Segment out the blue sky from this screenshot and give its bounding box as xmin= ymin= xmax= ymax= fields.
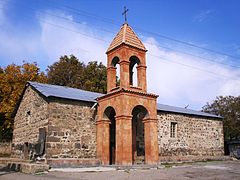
xmin=0 ymin=0 xmax=240 ymax=110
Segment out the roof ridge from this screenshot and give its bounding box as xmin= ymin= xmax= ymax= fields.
xmin=28 ymin=81 xmax=103 ymax=95
xmin=122 ymin=23 xmax=127 ymax=43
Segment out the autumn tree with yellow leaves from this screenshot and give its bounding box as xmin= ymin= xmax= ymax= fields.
xmin=0 ymin=63 xmax=47 ymax=141
xmin=0 ymin=56 xmax=107 ymax=141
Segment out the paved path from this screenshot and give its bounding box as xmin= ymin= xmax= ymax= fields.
xmin=0 ymin=160 xmax=240 ymax=180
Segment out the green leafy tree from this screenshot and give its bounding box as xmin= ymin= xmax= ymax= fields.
xmin=47 ymin=55 xmax=107 ymax=93
xmin=47 ymin=55 xmax=85 ymax=88
xmin=83 ymin=61 xmax=107 ymax=93
xmin=202 ymin=96 xmax=240 ymax=141
xmin=0 ymin=63 xmax=47 ymax=141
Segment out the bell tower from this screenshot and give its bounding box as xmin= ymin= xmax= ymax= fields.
xmin=97 ymin=23 xmax=159 ymax=165
xmin=106 ymin=23 xmax=147 ymax=93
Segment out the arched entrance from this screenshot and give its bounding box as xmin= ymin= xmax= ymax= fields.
xmin=132 ymin=105 xmax=149 ymax=164
xmin=103 ymin=106 xmax=116 ymax=164
xmin=97 ymin=23 xmax=159 ymax=165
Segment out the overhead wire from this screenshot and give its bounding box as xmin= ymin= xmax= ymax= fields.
xmin=3 ymin=0 xmax=238 ymax=69
xmin=0 ymin=1 xmax=239 ymax=80
xmin=1 ymin=0 xmax=240 ymax=61
xmin=12 ymin=14 xmax=240 ymax=80
xmin=145 ymin=42 xmax=240 ymax=68
xmin=1 ymin=0 xmax=240 ymax=66
xmin=42 ymin=0 xmax=240 ymax=60
xmin=148 ymin=54 xmax=240 ymax=81
xmin=37 ymin=3 xmax=240 ymax=69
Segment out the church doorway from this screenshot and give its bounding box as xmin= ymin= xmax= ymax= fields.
xmin=103 ymin=106 xmax=116 ymax=165
xmin=132 ymin=105 xmax=148 ymax=164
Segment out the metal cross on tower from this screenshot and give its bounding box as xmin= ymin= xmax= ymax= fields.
xmin=122 ymin=6 xmax=129 ymax=23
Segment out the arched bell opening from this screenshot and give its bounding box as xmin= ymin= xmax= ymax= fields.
xmin=103 ymin=106 xmax=116 ymax=165
xmin=129 ymin=56 xmax=140 ymax=87
xmin=111 ymin=57 xmax=120 ymax=87
xmin=131 ymin=105 xmax=149 ymax=164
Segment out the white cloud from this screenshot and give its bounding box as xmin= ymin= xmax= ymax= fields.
xmin=38 ymin=10 xmax=109 ymax=65
xmin=0 ymin=10 xmax=110 ymax=69
xmin=0 ymin=8 xmax=239 ymax=110
xmin=194 ymin=9 xmax=215 ymax=22
xmin=0 ymin=28 xmax=42 ymax=67
xmin=144 ymin=37 xmax=240 ymax=109
xmin=0 ymin=1 xmax=43 ymax=67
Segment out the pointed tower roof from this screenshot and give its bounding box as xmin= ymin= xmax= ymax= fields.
xmin=107 ymin=23 xmax=147 ymax=53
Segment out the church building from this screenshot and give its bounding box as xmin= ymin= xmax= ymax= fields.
xmin=11 ymin=23 xmax=224 ymax=167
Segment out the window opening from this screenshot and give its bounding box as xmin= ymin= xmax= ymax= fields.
xmin=170 ymin=122 xmax=177 ymax=138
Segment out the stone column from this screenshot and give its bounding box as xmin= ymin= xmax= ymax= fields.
xmin=96 ymin=119 xmax=111 ymax=165
xmin=143 ymin=118 xmax=159 ymax=165
xmin=137 ymin=65 xmax=147 ymax=92
xmin=107 ymin=67 xmax=117 ymax=92
xmin=132 ymin=115 xmax=137 ymax=163
xmin=115 ymin=115 xmax=132 ymax=165
xmin=119 ymin=60 xmax=130 ymax=89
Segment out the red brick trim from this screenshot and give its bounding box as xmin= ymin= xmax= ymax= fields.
xmin=142 ymin=118 xmax=158 ymax=123
xmin=96 ymin=119 xmax=111 ymax=125
xmin=96 ymin=88 xmax=158 ymax=101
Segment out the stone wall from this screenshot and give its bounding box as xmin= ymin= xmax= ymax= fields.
xmin=157 ymin=112 xmax=224 ymax=160
xmin=0 ymin=142 xmax=11 ymax=156
xmin=46 ymin=98 xmax=97 ymax=160
xmin=12 ymin=86 xmax=49 ymax=159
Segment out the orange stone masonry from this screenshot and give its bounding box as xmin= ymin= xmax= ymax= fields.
xmin=97 ymin=23 xmax=159 ymax=165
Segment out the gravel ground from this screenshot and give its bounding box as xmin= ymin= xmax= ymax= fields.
xmin=0 ymin=160 xmax=240 ymax=180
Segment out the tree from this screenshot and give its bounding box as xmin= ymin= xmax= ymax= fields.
xmin=0 ymin=62 xmax=47 ymax=141
xmin=47 ymin=55 xmax=85 ymax=88
xmin=83 ymin=61 xmax=107 ymax=94
xmin=202 ymin=96 xmax=240 ymax=141
xmin=47 ymin=55 xmax=107 ymax=93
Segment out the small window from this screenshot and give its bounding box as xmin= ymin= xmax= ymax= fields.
xmin=170 ymin=122 xmax=177 ymax=138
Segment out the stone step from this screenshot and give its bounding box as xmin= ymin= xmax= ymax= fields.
xmin=0 ymin=158 xmax=49 ymax=174
xmin=47 ymin=158 xmax=100 ymax=168
xmin=7 ymin=162 xmax=49 ymax=174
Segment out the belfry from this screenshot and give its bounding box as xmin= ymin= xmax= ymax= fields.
xmin=96 ymin=22 xmax=159 ymax=165
xmin=10 ymin=11 xmax=224 ymax=168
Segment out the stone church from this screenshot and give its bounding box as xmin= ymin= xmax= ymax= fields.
xmin=12 ymin=23 xmax=224 ymax=167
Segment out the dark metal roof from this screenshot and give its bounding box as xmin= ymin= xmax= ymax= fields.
xmin=28 ymin=81 xmax=103 ymax=103
xmin=157 ymin=104 xmax=221 ymax=119
xmin=28 ymin=81 xmax=221 ymax=119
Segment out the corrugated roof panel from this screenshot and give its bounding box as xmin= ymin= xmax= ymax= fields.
xmin=28 ymin=81 xmax=103 ymax=103
xmin=28 ymin=81 xmax=221 ymax=119
xmin=157 ymin=103 xmax=221 ymax=118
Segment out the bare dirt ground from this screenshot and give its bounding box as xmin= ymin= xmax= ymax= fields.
xmin=0 ymin=160 xmax=240 ymax=180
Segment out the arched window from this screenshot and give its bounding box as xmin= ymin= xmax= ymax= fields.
xmin=129 ymin=56 xmax=140 ymax=87
xmin=111 ymin=57 xmax=120 ymax=87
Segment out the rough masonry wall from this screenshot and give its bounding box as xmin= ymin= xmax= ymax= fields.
xmin=46 ymin=99 xmax=97 ymax=159
xmin=0 ymin=142 xmax=11 ymax=156
xmin=157 ymin=112 xmax=224 ymax=158
xmin=12 ymin=86 xmax=48 ymax=159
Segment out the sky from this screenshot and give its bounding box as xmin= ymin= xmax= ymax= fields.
xmin=0 ymin=0 xmax=240 ymax=110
